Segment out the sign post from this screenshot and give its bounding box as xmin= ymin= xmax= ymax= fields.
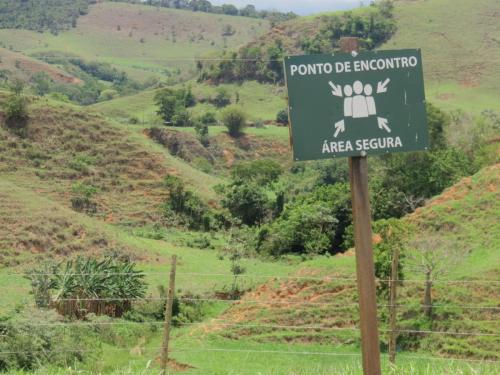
xmin=284 ymin=37 xmax=428 ymax=375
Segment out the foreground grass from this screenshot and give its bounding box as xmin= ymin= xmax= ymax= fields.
xmin=6 ymin=335 xmax=499 ymax=375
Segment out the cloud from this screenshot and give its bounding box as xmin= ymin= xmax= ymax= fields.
xmin=210 ymin=0 xmax=360 ymax=15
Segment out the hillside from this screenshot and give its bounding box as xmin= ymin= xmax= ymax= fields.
xmin=385 ymin=0 xmax=500 ymax=113
xmin=194 ymin=164 xmax=500 ymax=360
xmin=0 ymin=2 xmax=499 ymax=373
xmin=90 ymin=80 xmax=287 ymax=123
xmin=0 ymin=47 xmax=81 ymax=84
xmin=0 ymin=94 xmax=222 ymax=226
xmin=0 ymin=2 xmax=270 ymax=82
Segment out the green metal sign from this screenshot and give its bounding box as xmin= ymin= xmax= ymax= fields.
xmin=284 ymin=49 xmax=428 ymax=161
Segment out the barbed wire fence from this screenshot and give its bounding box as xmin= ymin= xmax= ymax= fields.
xmin=1 ymin=254 xmax=499 ymax=374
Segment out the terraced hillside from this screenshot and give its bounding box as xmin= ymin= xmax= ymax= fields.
xmin=194 ymin=164 xmax=500 ymax=360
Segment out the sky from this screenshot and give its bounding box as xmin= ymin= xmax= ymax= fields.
xmin=210 ymin=0 xmax=361 ymax=15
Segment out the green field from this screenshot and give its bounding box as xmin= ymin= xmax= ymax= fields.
xmin=90 ymin=80 xmax=287 ymax=123
xmin=385 ymin=0 xmax=500 ymax=113
xmin=0 ymin=2 xmax=269 ymax=82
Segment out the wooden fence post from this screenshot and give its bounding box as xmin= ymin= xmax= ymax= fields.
xmin=389 ymin=246 xmax=400 ymax=364
xmin=160 ymin=255 xmax=177 ymax=375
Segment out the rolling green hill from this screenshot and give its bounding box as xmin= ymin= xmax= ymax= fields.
xmin=384 ymin=0 xmax=500 ymax=113
xmin=0 ymin=2 xmax=270 ymax=82
xmin=1 ymin=1 xmax=499 ymax=374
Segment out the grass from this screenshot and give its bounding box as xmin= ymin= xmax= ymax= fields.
xmin=0 ymin=2 xmax=269 ymax=82
xmin=384 ymin=0 xmax=500 ymax=113
xmin=6 ymin=334 xmax=499 ymax=374
xmin=90 ymin=81 xmax=287 ymax=123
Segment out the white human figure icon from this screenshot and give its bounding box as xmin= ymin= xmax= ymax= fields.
xmin=343 ymin=85 xmax=353 ymax=117
xmin=364 ymin=84 xmax=377 ymax=116
xmin=352 ymin=80 xmax=369 ymax=118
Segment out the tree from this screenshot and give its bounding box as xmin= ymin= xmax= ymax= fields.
xmin=194 ymin=121 xmax=209 ymax=147
xmin=221 ymin=105 xmax=247 ymax=137
xmin=257 ymin=183 xmax=351 ymax=256
xmin=220 ymin=182 xmax=269 ymax=226
xmin=154 ymin=87 xmax=194 ymax=126
xmin=240 ymin=4 xmax=257 ymax=18
xmin=221 ymin=3 xmax=238 ymax=15
xmin=163 ymin=175 xmax=211 ymax=230
xmin=4 ymin=80 xmax=29 ymax=137
xmin=32 ymin=72 xmax=51 ymax=96
xmin=155 ymin=88 xmax=179 ymax=124
xmin=372 ymin=219 xmax=410 ymax=299
xmin=407 ymin=235 xmax=468 ymax=319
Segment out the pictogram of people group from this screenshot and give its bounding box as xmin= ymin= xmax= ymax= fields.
xmin=343 ymin=81 xmax=377 ymax=118
xmin=329 ymin=78 xmax=392 ymax=137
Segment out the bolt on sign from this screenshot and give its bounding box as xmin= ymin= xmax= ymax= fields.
xmin=284 ymin=49 xmax=428 ymax=161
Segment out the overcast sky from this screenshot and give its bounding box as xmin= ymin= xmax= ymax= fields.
xmin=210 ymin=0 xmax=361 ymax=15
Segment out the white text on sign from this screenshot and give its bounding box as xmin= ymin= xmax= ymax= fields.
xmin=289 ymin=56 xmax=419 ymax=77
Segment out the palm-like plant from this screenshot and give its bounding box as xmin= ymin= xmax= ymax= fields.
xmin=32 ymin=255 xmax=146 ymax=319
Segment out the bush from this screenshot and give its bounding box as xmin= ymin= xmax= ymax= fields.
xmin=71 ymin=182 xmax=99 ymax=214
xmin=163 ymin=175 xmax=212 ymax=230
xmin=199 ymin=111 xmax=217 ymax=125
xmin=258 ymin=203 xmax=338 ymax=257
xmin=0 ymin=308 xmax=96 ymax=372
xmin=220 ymin=182 xmax=269 ymax=226
xmin=24 ymin=255 xmax=147 ymax=319
xmin=231 ymin=159 xmax=283 ymax=186
xmin=257 ymin=183 xmax=351 ymax=256
xmin=212 ymin=87 xmax=231 ymax=108
xmin=276 ymin=109 xmax=289 ymax=125
xmin=221 ymin=105 xmax=247 ymax=137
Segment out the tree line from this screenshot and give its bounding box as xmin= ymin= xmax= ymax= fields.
xmin=118 ymin=0 xmax=297 ymax=23
xmin=0 ymin=0 xmax=94 ymax=34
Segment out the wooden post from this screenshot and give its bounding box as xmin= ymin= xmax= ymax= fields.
xmin=388 ymin=246 xmax=400 ymax=364
xmin=160 ymin=255 xmax=177 ymax=375
xmin=341 ymin=37 xmax=382 ymax=375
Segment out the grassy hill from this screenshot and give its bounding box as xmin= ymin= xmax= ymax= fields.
xmin=0 ymin=94 xmax=221 ymax=226
xmin=0 ymin=2 xmax=270 ymax=82
xmin=0 ymin=47 xmax=81 ymax=84
xmin=188 ymin=164 xmax=500 ymax=362
xmin=384 ymin=0 xmax=500 ymax=113
xmin=90 ymin=80 xmax=287 ymax=123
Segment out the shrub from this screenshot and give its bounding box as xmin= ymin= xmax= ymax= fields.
xmin=276 ymin=109 xmax=289 ymax=125
xmin=221 ymin=105 xmax=247 ymax=137
xmin=71 ymin=182 xmax=99 ymax=214
xmin=163 ymin=175 xmax=212 ymax=230
xmin=24 ymin=255 xmax=147 ymax=319
xmin=220 ymin=182 xmax=269 ymax=226
xmin=199 ymin=111 xmax=217 ymax=125
xmin=231 ymin=159 xmax=283 ymax=186
xmin=0 ymin=308 xmax=96 ymax=371
xmin=257 ymin=183 xmax=351 ymax=256
xmin=212 ymin=87 xmax=231 ymax=108
xmin=195 ymin=121 xmax=210 ymax=147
